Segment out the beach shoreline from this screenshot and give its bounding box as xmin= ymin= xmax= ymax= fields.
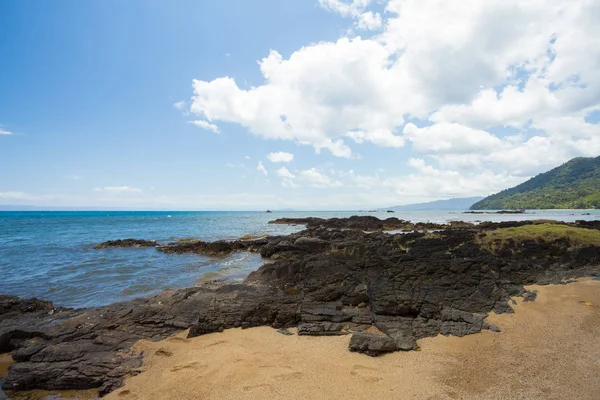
xmin=3 ymin=217 xmax=600 ymax=397
xmin=102 ymin=279 xmax=600 ymax=400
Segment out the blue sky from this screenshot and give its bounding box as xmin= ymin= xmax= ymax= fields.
xmin=1 ymin=0 xmax=599 ymax=210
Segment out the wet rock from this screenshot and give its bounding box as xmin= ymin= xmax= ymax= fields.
xmin=93 ymin=239 xmax=157 ymax=249
xmin=0 ymin=295 xmax=54 ymax=316
xmin=157 ymin=238 xmax=270 ymax=257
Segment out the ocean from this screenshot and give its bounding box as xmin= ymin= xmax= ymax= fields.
xmin=1 ymin=210 xmax=599 ymax=309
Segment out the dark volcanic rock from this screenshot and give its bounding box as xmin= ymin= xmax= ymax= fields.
xmin=0 ymin=296 xmax=53 ymax=316
xmin=1 ymin=288 xmax=206 ymax=394
xmin=523 ymin=290 xmax=539 ymax=302
xmin=268 ymin=215 xmax=457 ymax=231
xmin=4 ymin=217 xmax=600 ymax=395
xmin=157 ymin=238 xmax=269 ymax=257
xmin=94 ymin=239 xmax=157 ymax=249
xmin=349 ymin=332 xmax=417 ymax=356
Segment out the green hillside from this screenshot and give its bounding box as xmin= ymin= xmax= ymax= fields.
xmin=471 ymin=156 xmax=600 ymax=210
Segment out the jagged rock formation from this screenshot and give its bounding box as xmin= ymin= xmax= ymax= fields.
xmin=2 ymin=217 xmax=600 ymax=396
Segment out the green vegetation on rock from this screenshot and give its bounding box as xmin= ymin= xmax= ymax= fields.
xmin=471 ymin=156 xmax=600 ymax=210
xmin=476 ymin=223 xmax=600 ymax=252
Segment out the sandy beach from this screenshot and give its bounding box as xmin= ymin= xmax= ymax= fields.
xmin=98 ymin=279 xmax=600 ymax=400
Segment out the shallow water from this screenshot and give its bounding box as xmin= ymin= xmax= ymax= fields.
xmin=1 ymin=210 xmax=598 ymax=308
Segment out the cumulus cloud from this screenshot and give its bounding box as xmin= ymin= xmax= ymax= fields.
xmin=403 ymin=123 xmax=502 ymax=154
xmin=276 ymin=166 xmax=295 ymax=179
xmin=94 ymin=186 xmax=142 ymax=193
xmin=183 ymin=0 xmax=600 ymax=201
xmin=346 ymin=129 xmax=404 ymax=148
xmin=190 ymin=37 xmax=402 ymax=157
xmin=190 ymin=120 xmax=221 ymax=134
xmin=274 ymin=166 xmax=344 ymax=189
xmin=357 ymin=11 xmax=382 ymax=30
xmin=266 ymin=152 xmax=295 ymax=163
xmin=298 ymin=168 xmax=343 ymax=188
xmin=319 ymin=0 xmax=382 ymax=31
xmin=275 ymin=166 xmax=299 ymax=188
xmin=256 ymin=161 xmax=268 ymax=176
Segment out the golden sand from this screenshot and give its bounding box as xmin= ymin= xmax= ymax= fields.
xmin=101 ymin=279 xmax=600 ymax=400
xmin=0 ymin=353 xmax=13 ymax=379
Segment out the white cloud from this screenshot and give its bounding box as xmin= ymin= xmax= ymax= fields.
xmin=298 ymin=168 xmax=343 ymax=188
xmin=274 ymin=166 xmax=344 ymax=189
xmin=357 ymin=11 xmax=382 ymax=31
xmin=244 ymin=155 xmax=251 ymax=160
xmin=346 ymin=129 xmax=404 ymax=147
xmin=94 ymin=186 xmax=142 ymax=193
xmin=0 ymin=128 xmax=14 ymax=135
xmin=190 ymin=120 xmax=221 ymax=134
xmin=190 ymin=37 xmax=404 ymax=157
xmin=403 ymin=123 xmax=502 ymax=154
xmin=182 ymin=0 xmax=600 ymax=202
xmin=276 ymin=166 xmax=296 ymax=179
xmin=266 ymin=151 xmax=295 ymax=163
xmin=0 ymin=191 xmax=34 ymax=200
xmin=275 ymin=166 xmax=299 ymax=188
xmin=173 ymin=101 xmax=186 ymax=110
xmin=256 ymin=161 xmax=268 ymax=176
xmin=318 ymin=0 xmax=370 ymax=17
xmin=0 ymin=191 xmax=65 ymax=203
xmin=319 ymin=0 xmax=382 ymax=31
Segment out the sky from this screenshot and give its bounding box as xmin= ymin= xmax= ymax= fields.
xmin=1 ymin=0 xmax=599 ymax=210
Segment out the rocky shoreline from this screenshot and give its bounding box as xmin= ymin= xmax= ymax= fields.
xmin=2 ymin=216 xmax=600 ymax=396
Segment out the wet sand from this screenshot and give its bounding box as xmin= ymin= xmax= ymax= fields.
xmin=103 ymin=279 xmax=600 ymax=400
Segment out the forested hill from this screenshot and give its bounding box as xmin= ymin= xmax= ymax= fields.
xmin=470 ymin=156 xmax=600 ymax=210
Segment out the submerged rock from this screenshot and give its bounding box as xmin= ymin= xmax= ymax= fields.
xmin=93 ymin=239 xmax=157 ymax=249
xmin=0 ymin=295 xmax=53 ymax=316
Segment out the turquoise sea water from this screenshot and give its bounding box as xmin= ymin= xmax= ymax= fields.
xmin=1 ymin=210 xmax=599 ymax=308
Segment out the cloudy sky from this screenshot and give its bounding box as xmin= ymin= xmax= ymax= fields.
xmin=1 ymin=0 xmax=599 ymax=210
